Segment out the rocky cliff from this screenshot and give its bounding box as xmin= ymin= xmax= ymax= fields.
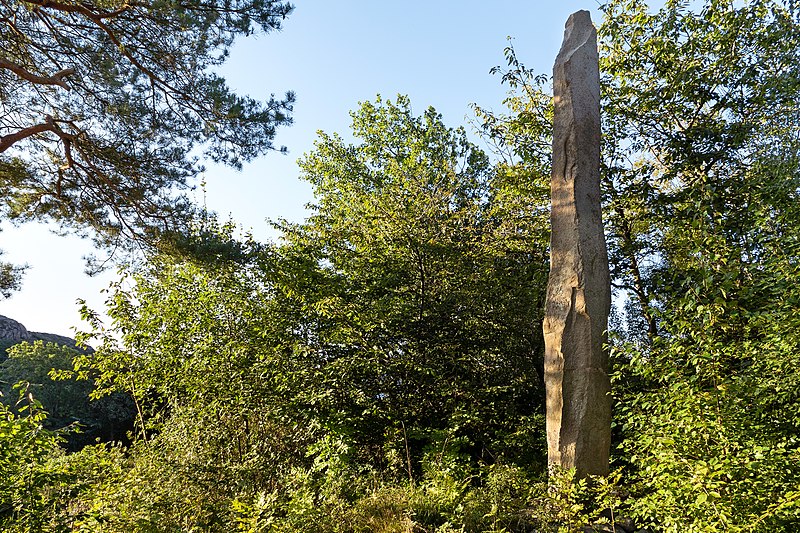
xmin=0 ymin=314 xmax=81 ymax=356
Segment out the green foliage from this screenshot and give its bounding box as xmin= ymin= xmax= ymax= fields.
xmin=55 ymin=222 xmax=319 ymax=530
xmin=0 ymin=248 xmax=25 ymax=299
xmin=220 ymin=458 xmax=625 ymax=532
xmin=0 ymin=404 xmax=128 ymax=533
xmin=0 ymin=341 xmax=135 ymax=449
xmin=0 ymin=388 xmax=58 ymax=528
xmin=598 ymin=0 xmax=800 ymax=529
xmin=611 ymin=271 xmax=800 ymax=530
xmin=0 ymin=338 xmax=17 ymax=359
xmin=12 ymin=99 xmax=550 ymax=531
xmin=2 ymin=342 xmax=88 ymax=419
xmin=274 ymin=95 xmax=549 ymax=469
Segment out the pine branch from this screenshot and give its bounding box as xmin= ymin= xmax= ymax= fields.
xmin=0 ymin=120 xmax=53 ymax=152
xmin=0 ymin=57 xmax=74 ymax=89
xmin=21 ymin=0 xmax=136 ymax=21
xmin=0 ymin=115 xmax=76 ymax=153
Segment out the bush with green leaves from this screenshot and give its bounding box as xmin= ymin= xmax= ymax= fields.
xmin=0 ymin=389 xmax=59 ymax=529
xmin=0 ymin=341 xmax=135 ymax=450
xmin=0 ymin=388 xmax=124 ymax=531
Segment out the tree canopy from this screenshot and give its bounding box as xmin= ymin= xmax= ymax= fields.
xmin=600 ymin=1 xmax=800 ymax=527
xmin=0 ymin=0 xmax=295 ymax=294
xmin=278 ymin=96 xmax=548 ymax=466
xmin=4 ymin=97 xmax=550 ymax=530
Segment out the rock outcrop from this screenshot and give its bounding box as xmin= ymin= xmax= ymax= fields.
xmin=543 ymin=10 xmax=612 ymax=478
xmin=0 ymin=314 xmax=30 ymax=342
xmin=0 ymin=314 xmax=81 ymax=355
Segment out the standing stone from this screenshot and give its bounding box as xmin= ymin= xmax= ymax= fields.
xmin=544 ymin=10 xmax=611 ymax=478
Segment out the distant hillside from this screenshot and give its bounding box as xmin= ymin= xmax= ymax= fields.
xmin=0 ymin=314 xmax=82 ymax=358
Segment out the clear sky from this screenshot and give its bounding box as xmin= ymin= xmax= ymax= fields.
xmin=1 ymin=1 xmax=608 ymax=337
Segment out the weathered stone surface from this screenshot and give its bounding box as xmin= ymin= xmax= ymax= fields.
xmin=0 ymin=314 xmax=30 ymax=342
xmin=544 ymin=10 xmax=611 ymax=478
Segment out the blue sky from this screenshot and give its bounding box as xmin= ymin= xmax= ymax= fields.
xmin=1 ymin=1 xmax=608 ymax=336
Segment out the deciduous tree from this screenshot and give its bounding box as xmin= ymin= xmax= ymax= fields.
xmin=276 ymin=95 xmax=549 ymax=467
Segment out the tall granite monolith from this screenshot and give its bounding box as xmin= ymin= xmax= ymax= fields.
xmin=544 ymin=10 xmax=611 ymax=478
